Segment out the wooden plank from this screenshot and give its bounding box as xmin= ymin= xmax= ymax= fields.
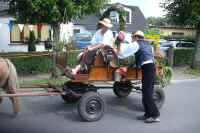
xmin=0 ymin=92 xmax=64 ymax=98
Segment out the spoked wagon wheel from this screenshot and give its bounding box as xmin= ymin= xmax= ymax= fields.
xmin=113 ymin=81 xmax=132 ymax=98
xmin=153 ymin=85 xmax=165 ymax=110
xmin=77 ymin=92 xmax=106 ymax=122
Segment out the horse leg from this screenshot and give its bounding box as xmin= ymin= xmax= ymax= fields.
xmin=0 ymin=97 xmax=2 ymax=104
xmin=9 ymin=90 xmax=20 ymax=117
xmin=10 ymin=96 xmax=20 ymax=117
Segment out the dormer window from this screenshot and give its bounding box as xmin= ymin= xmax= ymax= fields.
xmin=108 ymin=6 xmax=132 ymax=24
xmin=124 ymin=7 xmax=132 ymax=24
xmin=109 ymin=11 xmax=119 ymax=24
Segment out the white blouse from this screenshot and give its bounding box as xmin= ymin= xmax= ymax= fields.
xmin=91 ymin=29 xmax=113 ymax=47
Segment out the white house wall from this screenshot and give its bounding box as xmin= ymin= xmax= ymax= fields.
xmin=60 ymin=22 xmax=73 ymax=42
xmin=73 ymin=25 xmax=91 ymax=34
xmin=0 ymin=16 xmax=73 ymax=52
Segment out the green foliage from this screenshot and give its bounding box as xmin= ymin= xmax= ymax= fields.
xmin=161 ymin=0 xmax=200 ymax=31
xmin=163 ymin=66 xmax=173 ymax=84
xmin=155 ymin=66 xmax=173 ymax=85
xmin=174 ymin=49 xmax=195 ymax=66
xmin=146 ymin=16 xmax=168 ymax=26
xmin=65 ymin=36 xmax=77 ymax=50
xmin=144 ymin=28 xmax=163 ymax=35
xmin=10 ymin=54 xmax=53 ymax=76
xmin=21 ymin=77 xmax=69 ymax=86
xmin=162 ymin=35 xmax=196 ymax=43
xmin=99 ymin=4 xmax=127 ymax=31
xmin=27 ymin=31 xmax=36 ymax=52
xmin=52 ymin=37 xmax=65 ymax=51
xmin=66 ymin=51 xmax=81 ymax=67
xmin=161 ymin=0 xmax=200 ymax=69
xmin=184 ymin=68 xmax=200 ymax=76
xmin=9 ymin=0 xmax=109 ymax=25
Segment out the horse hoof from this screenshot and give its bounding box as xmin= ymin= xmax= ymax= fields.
xmin=12 ymin=112 xmax=20 ymax=118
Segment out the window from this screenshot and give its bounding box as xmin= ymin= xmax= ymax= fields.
xmin=124 ymin=7 xmax=132 ymax=24
xmin=73 ymin=29 xmax=80 ymax=34
xmin=125 ymin=11 xmax=130 ymax=23
xmin=108 ymin=7 xmax=132 ymax=24
xmin=172 ymin=32 xmax=184 ymax=36
xmin=10 ymin=24 xmax=51 ymax=43
xmin=110 ymin=11 xmax=119 ymax=24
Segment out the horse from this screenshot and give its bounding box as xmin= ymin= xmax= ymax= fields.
xmin=0 ymin=57 xmax=20 ymax=117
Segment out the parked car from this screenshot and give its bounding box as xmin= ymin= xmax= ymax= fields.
xmin=159 ymin=40 xmax=195 ymax=57
xmin=74 ymin=33 xmax=93 ymax=50
xmin=159 ymin=42 xmax=173 ymax=57
xmin=172 ymin=41 xmax=195 ymax=49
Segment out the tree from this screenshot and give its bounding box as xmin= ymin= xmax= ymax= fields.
xmin=146 ymin=16 xmax=168 ymax=27
xmin=161 ymin=0 xmax=200 ymax=69
xmin=9 ymin=0 xmax=109 ymax=40
xmin=27 ymin=30 xmax=36 ymax=52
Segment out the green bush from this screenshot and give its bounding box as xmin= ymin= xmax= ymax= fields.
xmin=27 ymin=31 xmax=36 ymax=52
xmin=173 ymin=49 xmax=195 ymax=66
xmin=10 ymin=54 xmax=53 ymax=76
xmin=162 ymin=35 xmax=196 ymax=43
xmin=66 ymin=51 xmax=80 ymax=67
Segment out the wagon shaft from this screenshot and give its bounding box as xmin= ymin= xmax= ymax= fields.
xmin=0 ymin=92 xmax=65 ymax=97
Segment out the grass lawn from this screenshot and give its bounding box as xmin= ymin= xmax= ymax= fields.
xmin=20 ymin=77 xmax=70 ymax=86
xmin=184 ymin=68 xmax=200 ymax=76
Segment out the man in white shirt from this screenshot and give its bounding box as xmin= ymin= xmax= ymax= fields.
xmin=66 ymin=18 xmax=114 ymax=75
xmin=116 ymin=30 xmax=160 ymax=123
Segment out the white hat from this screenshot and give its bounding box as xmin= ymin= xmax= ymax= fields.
xmin=99 ymin=18 xmax=113 ymax=28
xmin=133 ymin=30 xmax=144 ymax=38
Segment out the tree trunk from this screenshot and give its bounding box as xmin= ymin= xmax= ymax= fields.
xmin=192 ymin=31 xmax=200 ymax=69
xmin=52 ymin=24 xmax=61 ymax=77
xmin=53 ymin=24 xmax=60 ymax=41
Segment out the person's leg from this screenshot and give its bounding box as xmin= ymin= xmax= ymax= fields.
xmin=140 ymin=66 xmax=150 ymax=119
xmin=71 ymin=64 xmax=82 ymax=74
xmin=141 ymin=63 xmax=160 ymax=119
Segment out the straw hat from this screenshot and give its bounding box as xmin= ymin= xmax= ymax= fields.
xmin=133 ymin=30 xmax=144 ymax=38
xmin=99 ymin=18 xmax=113 ymax=28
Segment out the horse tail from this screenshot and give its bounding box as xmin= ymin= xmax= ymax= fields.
xmin=5 ymin=59 xmax=19 ymax=90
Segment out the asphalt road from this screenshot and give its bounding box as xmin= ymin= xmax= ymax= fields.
xmin=0 ymin=79 xmax=200 ymax=133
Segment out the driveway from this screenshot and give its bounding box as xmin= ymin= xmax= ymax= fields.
xmin=0 ymin=79 xmax=200 ymax=133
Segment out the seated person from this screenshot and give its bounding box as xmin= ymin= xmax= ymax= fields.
xmin=66 ymin=18 xmax=114 ymax=75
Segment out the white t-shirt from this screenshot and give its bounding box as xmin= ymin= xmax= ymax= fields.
xmin=118 ymin=41 xmax=139 ymax=59
xmin=91 ymin=29 xmax=113 ymax=47
xmin=118 ymin=40 xmax=154 ymax=65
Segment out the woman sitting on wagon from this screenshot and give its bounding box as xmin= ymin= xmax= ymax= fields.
xmin=66 ymin=18 xmax=114 ymax=75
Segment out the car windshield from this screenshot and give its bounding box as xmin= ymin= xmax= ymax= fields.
xmin=160 ymin=42 xmax=173 ymax=47
xmin=75 ymin=34 xmax=92 ymax=41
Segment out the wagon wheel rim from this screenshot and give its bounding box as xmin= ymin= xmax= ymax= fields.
xmin=86 ymin=99 xmax=102 ymax=115
xmin=153 ymin=92 xmax=162 ymax=107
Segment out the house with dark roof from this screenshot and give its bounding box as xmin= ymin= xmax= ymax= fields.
xmin=0 ymin=1 xmax=73 ymax=52
xmin=73 ymin=3 xmax=147 ymax=37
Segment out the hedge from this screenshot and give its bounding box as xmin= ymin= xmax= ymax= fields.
xmin=0 ymin=49 xmax=196 ymax=75
xmin=173 ymin=49 xmax=195 ymax=66
xmin=1 ymin=51 xmax=80 ymax=76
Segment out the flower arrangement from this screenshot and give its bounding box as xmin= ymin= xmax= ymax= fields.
xmin=115 ymin=31 xmax=125 ymax=46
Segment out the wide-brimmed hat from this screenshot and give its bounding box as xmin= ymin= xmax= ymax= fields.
xmin=99 ymin=18 xmax=113 ymax=28
xmin=133 ymin=30 xmax=144 ymax=38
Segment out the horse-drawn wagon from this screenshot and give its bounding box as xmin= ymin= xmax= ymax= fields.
xmin=0 ymin=47 xmax=166 ymax=122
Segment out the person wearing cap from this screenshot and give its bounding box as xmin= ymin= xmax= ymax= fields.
xmin=115 ymin=30 xmax=160 ymax=123
xmin=66 ymin=18 xmax=114 ymax=75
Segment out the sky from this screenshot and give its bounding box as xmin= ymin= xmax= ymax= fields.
xmin=110 ymin=0 xmax=166 ymax=18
